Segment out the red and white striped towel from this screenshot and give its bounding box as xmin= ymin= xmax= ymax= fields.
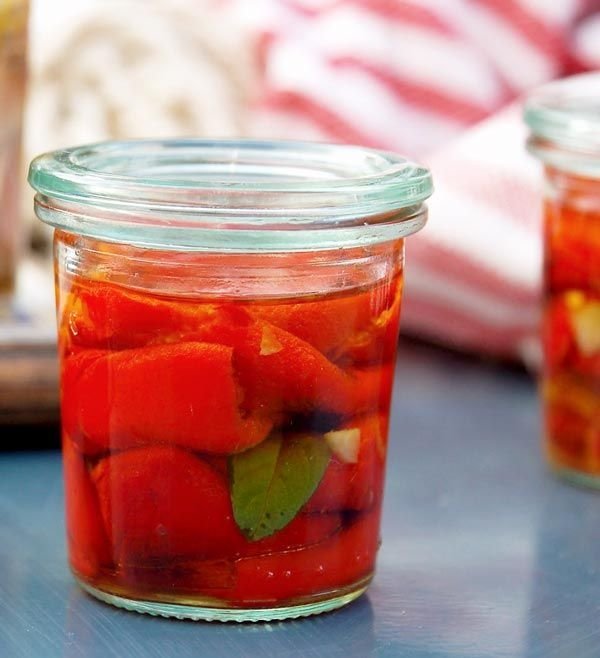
xmin=226 ymin=0 xmax=600 ymax=363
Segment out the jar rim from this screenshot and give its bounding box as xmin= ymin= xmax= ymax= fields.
xmin=29 ymin=138 xmax=432 ymax=252
xmin=524 ymin=72 xmax=600 ymax=174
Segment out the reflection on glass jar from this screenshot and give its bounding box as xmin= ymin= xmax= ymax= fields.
xmin=0 ymin=0 xmax=27 ymax=303
xmin=525 ymin=73 xmax=600 ymax=486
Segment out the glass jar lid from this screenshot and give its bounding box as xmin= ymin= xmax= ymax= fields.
xmin=524 ymin=72 xmax=600 ymax=176
xmin=29 ymin=139 xmax=432 ymax=252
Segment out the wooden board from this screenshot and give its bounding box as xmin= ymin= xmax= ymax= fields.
xmin=0 ymin=256 xmax=59 ymax=425
xmin=0 ymin=339 xmax=58 ymax=425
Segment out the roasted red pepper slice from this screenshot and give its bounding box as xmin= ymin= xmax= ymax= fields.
xmin=543 ymin=297 xmax=575 ymax=372
xmin=118 ymin=558 xmax=238 ymax=597
xmin=250 ymin=276 xmax=402 ymax=366
xmin=179 ymin=310 xmax=394 ymax=416
xmin=546 ymin=202 xmax=600 ymax=293
xmin=92 ymin=446 xmax=246 ymax=563
xmin=62 ymin=435 xmax=112 ymax=578
xmin=306 ymin=414 xmax=387 ymax=513
xmin=546 ymin=404 xmax=600 ymax=472
xmin=544 ymin=371 xmax=600 ymax=473
xmin=347 ymin=363 xmax=395 ymax=417
xmin=114 ymin=513 xmax=343 ymax=597
xmin=63 ymin=342 xmax=272 ymax=455
xmin=572 ymin=354 xmax=600 ymax=379
xmin=227 ymin=511 xmax=381 ymax=603
xmin=242 ymin=512 xmax=342 ymax=558
xmin=61 ymin=280 xmax=204 ymax=349
xmin=338 ymin=284 xmax=402 ymax=367
xmin=231 ymin=321 xmax=394 ymax=418
xmin=548 ymin=238 xmax=600 ymax=293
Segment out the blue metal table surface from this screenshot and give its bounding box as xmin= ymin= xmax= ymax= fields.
xmin=1 ymin=342 xmax=599 ymax=658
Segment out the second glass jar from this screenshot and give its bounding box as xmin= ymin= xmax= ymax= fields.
xmin=526 ymin=73 xmax=600 ymax=486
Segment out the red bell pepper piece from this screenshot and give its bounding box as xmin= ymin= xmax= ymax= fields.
xmin=61 ymin=280 xmax=204 ymax=349
xmin=548 ymin=238 xmax=600 ymax=293
xmin=339 ymin=282 xmax=402 ymax=367
xmin=547 ymin=404 xmax=588 ymax=446
xmin=572 ymin=354 xmax=600 ymax=379
xmin=250 ymin=276 xmax=402 ymax=366
xmin=62 ymin=342 xmax=272 ymax=456
xmin=546 ymin=404 xmax=600 ymax=471
xmin=113 ymin=513 xmax=343 ymax=597
xmin=241 ymin=512 xmax=342 ymax=558
xmin=227 ymin=511 xmax=381 ymax=603
xmin=542 ymin=297 xmax=575 ymax=372
xmin=546 ymin=202 xmax=600 ymax=293
xmin=306 ymin=414 xmax=388 ymax=513
xmin=62 ymin=435 xmax=112 ymax=578
xmin=231 ymin=320 xmax=395 ymax=418
xmin=346 ymin=363 xmax=395 ymax=417
xmin=92 ymin=446 xmax=246 ymax=564
xmin=118 ymin=558 xmax=238 ymax=597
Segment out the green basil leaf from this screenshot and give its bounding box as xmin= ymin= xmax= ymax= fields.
xmin=230 ymin=433 xmax=330 ymax=541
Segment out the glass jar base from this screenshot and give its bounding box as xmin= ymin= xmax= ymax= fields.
xmin=550 ymin=464 xmax=600 ymax=490
xmin=76 ymin=576 xmax=371 ymax=622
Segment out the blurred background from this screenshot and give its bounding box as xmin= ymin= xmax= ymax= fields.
xmin=2 ymin=0 xmax=600 ymax=428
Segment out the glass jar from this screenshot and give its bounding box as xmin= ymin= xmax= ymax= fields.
xmin=29 ymin=139 xmax=432 ymax=621
xmin=0 ymin=0 xmax=28 ymax=307
xmin=525 ymin=73 xmax=600 ymax=487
